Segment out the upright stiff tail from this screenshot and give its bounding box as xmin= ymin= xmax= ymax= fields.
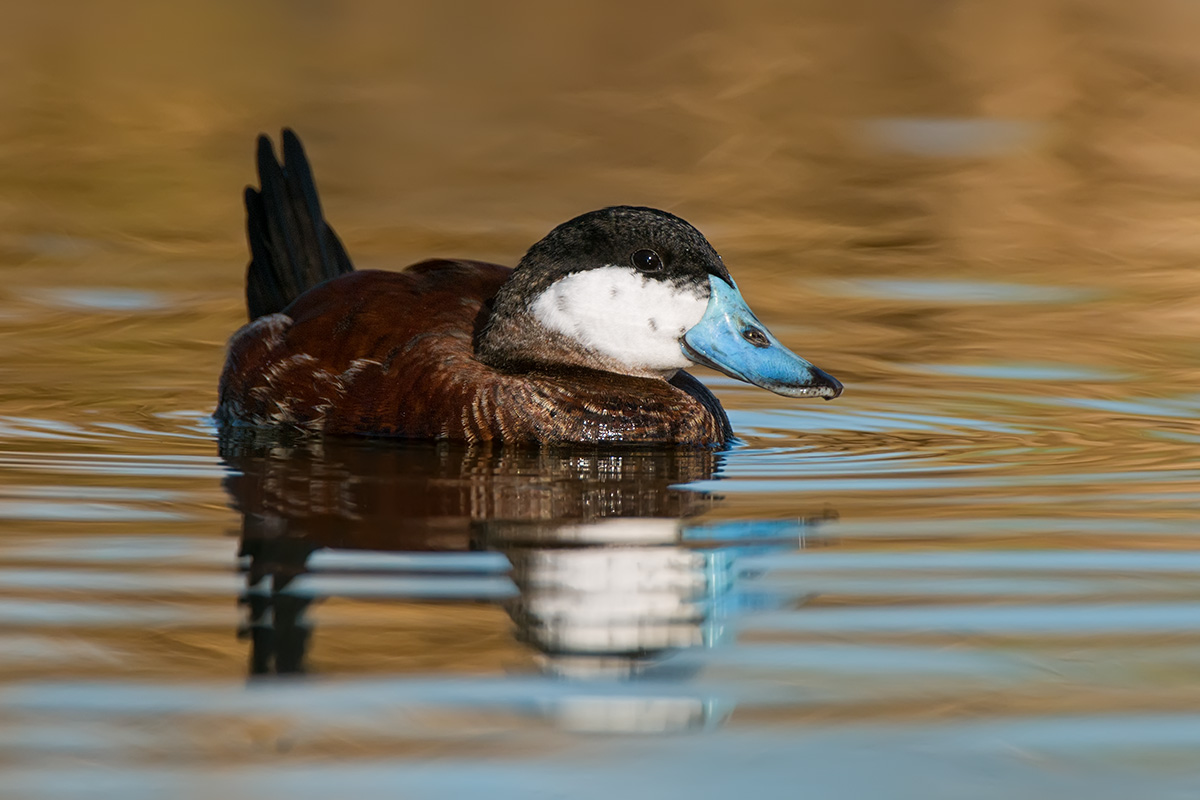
xmin=243 ymin=129 xmax=355 ymax=320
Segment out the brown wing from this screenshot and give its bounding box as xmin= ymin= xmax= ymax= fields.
xmin=216 ymin=260 xmax=730 ymax=445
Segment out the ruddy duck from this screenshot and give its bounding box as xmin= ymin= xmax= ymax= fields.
xmin=216 ymin=130 xmax=841 ymax=445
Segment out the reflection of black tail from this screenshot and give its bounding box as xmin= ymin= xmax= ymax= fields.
xmin=239 ymin=534 xmax=316 ymax=676
xmin=243 ymin=129 xmax=355 ymax=320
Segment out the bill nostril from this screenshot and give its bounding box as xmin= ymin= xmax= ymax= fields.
xmin=741 ymin=327 xmax=770 ymax=348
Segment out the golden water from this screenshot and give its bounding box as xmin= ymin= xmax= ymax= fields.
xmin=2 ymin=2 xmax=1200 ymax=797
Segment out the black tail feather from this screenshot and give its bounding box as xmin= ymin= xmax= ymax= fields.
xmin=244 ymin=129 xmax=354 ymax=320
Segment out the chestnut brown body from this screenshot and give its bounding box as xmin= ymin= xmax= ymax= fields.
xmin=216 ymin=260 xmax=731 ymax=445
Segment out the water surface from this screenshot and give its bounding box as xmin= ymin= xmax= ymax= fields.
xmin=2 ymin=2 xmax=1200 ymax=797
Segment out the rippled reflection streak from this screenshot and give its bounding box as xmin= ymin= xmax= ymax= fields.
xmin=224 ymin=434 xmax=830 ymax=732
xmin=224 ymin=433 xmax=723 ymax=676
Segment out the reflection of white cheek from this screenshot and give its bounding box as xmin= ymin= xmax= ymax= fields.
xmin=532 ymin=267 xmax=709 ymax=373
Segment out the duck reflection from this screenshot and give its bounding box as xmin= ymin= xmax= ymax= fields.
xmin=220 ymin=431 xmax=831 ymax=731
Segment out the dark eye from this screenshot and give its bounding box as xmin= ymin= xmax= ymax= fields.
xmin=741 ymin=327 xmax=770 ymax=348
xmin=631 ymin=249 xmax=663 ymax=273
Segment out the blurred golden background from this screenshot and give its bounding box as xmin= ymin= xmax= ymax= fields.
xmin=1 ymin=3 xmax=1200 ymax=787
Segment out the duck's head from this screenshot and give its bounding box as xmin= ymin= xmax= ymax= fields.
xmin=477 ymin=206 xmax=842 ymax=399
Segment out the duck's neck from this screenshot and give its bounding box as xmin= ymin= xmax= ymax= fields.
xmin=476 ymin=310 xmax=664 ymax=380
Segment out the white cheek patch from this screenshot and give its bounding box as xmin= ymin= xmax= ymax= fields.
xmin=531 ymin=266 xmax=709 ymax=374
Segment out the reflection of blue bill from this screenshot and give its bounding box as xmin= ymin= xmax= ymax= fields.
xmin=682 ymin=518 xmax=812 ymax=544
